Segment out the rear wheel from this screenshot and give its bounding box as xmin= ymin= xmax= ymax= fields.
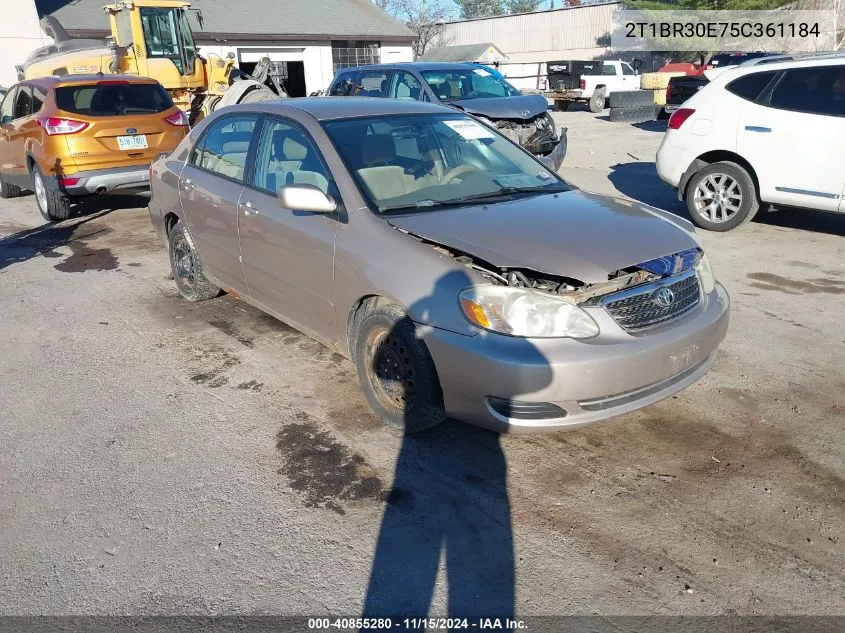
xmin=167 ymin=220 xmax=221 ymax=302
xmin=0 ymin=172 xmax=21 ymax=198
xmin=354 ymin=303 xmax=446 ymax=433
xmin=32 ymin=166 xmax=71 ymax=222
xmin=589 ymin=89 xmax=606 ymax=113
xmin=685 ymin=161 xmax=759 ymax=231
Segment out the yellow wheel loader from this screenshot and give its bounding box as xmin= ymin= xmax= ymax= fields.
xmin=17 ymin=0 xmax=285 ymax=124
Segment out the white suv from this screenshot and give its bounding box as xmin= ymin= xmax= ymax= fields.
xmin=656 ymin=56 xmax=845 ymax=231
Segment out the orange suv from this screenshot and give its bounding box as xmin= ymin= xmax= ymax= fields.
xmin=0 ymin=74 xmax=188 ymax=221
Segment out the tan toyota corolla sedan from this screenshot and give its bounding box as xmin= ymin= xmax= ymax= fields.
xmin=149 ymin=98 xmax=729 ymax=434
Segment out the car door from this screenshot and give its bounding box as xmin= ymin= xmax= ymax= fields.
xmin=4 ymin=86 xmax=36 ymax=184
xmin=0 ymin=86 xmax=18 ymax=180
xmin=737 ymin=65 xmax=845 ymax=212
xmin=178 ymin=114 xmax=258 ymax=294
xmin=238 ymin=116 xmax=339 ymax=339
xmin=601 ymin=63 xmax=622 ymax=94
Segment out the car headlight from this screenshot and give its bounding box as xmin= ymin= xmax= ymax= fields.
xmin=459 ymin=286 xmax=599 ymax=339
xmin=696 ymin=253 xmax=716 ymax=294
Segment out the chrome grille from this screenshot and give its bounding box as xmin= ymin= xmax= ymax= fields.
xmin=602 ymin=271 xmax=701 ymax=332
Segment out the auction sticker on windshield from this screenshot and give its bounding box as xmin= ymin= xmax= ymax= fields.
xmin=444 ymin=119 xmax=496 ymax=140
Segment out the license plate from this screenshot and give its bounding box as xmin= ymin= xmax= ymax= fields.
xmin=117 ymin=135 xmax=148 ymax=150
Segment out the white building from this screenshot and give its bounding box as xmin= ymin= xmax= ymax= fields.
xmin=436 ymin=2 xmax=625 ymax=91
xmin=34 ymin=0 xmax=416 ymax=96
xmin=0 ymin=0 xmax=50 ymax=87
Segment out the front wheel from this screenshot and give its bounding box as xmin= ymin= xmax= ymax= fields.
xmin=685 ymin=161 xmax=759 ymax=231
xmin=354 ymin=304 xmax=446 ymax=433
xmin=168 ymin=220 xmax=221 ymax=302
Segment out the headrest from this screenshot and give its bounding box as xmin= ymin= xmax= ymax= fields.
xmin=282 ymin=136 xmax=307 ymax=161
xmin=362 ymin=133 xmax=395 ymax=166
xmin=221 ymin=141 xmax=249 ymax=154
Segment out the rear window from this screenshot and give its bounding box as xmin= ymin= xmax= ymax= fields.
xmin=55 ymin=82 xmax=173 ymax=116
xmin=726 ymin=71 xmax=777 ymax=103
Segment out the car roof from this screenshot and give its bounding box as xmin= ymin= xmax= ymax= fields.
xmin=337 ymin=62 xmax=480 ymax=73
xmin=253 ymin=96 xmax=455 ymax=121
xmin=23 ymin=74 xmax=161 ymax=88
xmin=710 ymin=55 xmax=845 ymax=84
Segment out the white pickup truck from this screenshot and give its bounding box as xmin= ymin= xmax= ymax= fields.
xmin=547 ymin=60 xmax=640 ymax=112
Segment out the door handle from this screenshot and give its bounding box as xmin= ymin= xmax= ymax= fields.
xmin=182 ymin=177 xmax=195 ymax=190
xmin=745 ymin=126 xmax=772 ymax=133
xmin=239 ymin=200 xmax=258 ymax=215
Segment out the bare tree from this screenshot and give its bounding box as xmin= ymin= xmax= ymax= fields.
xmin=392 ymin=0 xmax=453 ymax=58
xmin=372 ymin=0 xmax=393 ymax=10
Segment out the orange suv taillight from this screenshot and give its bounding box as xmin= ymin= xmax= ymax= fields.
xmin=165 ymin=111 xmax=190 ymax=126
xmin=39 ymin=117 xmax=89 ymax=136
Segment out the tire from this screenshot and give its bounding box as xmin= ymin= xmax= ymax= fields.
xmin=639 ymin=72 xmax=684 ymax=90
xmin=608 ymin=105 xmax=656 ymax=123
xmin=353 ymin=303 xmax=446 ymax=434
xmin=684 ymin=161 xmax=760 ymax=232
xmin=0 ymin=172 xmax=21 ymax=198
xmin=167 ymin=220 xmax=221 ymax=301
xmin=588 ymin=89 xmax=606 ymax=113
xmin=608 ymin=90 xmax=654 ymax=108
xmin=31 ymin=166 xmax=71 ymax=222
xmin=554 ymin=100 xmax=570 ymax=111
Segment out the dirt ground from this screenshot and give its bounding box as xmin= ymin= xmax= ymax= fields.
xmin=1 ymin=110 xmax=844 ymax=618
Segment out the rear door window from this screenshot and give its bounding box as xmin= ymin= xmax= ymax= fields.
xmin=190 ymin=116 xmax=258 ymax=182
xmin=726 ymin=71 xmax=777 ymax=103
xmin=357 ymin=70 xmax=390 ymax=97
xmin=602 ymin=63 xmax=618 ymax=76
xmin=55 ymin=82 xmax=174 ymax=116
xmin=389 ymin=71 xmax=422 ymax=100
xmin=0 ymin=86 xmax=17 ymax=123
xmin=768 ymin=66 xmax=845 ymax=117
xmin=13 ymin=86 xmax=33 ymax=119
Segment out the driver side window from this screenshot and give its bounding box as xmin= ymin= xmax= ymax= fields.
xmin=252 ymin=118 xmax=333 ymax=195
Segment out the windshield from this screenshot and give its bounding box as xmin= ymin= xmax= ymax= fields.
xmin=140 ymin=7 xmax=194 ymax=74
xmin=420 ymin=68 xmax=521 ymax=101
xmin=323 ymin=114 xmax=568 ymax=214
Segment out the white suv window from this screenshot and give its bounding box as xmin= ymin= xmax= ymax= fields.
xmin=726 ymin=71 xmax=777 ymax=103
xmin=769 ymin=65 xmax=845 ymax=118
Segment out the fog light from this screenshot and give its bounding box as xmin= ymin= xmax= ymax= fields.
xmin=487 ymin=397 xmax=567 ymax=420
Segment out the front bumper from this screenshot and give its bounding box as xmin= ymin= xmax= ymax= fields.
xmin=48 ymin=165 xmax=151 ymax=195
xmin=421 ymin=282 xmax=729 ymax=433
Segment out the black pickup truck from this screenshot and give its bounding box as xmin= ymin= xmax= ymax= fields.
xmin=664 ymin=52 xmax=779 ymax=113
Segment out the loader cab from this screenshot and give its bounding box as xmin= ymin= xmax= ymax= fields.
xmin=107 ymin=0 xmax=204 ymax=91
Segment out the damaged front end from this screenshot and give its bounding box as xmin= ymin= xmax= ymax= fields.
xmin=402 ymin=228 xmax=705 ymax=332
xmin=490 ymin=111 xmax=560 ymax=156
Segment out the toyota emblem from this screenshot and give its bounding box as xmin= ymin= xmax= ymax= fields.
xmin=521 ymin=109 xmax=531 ymax=118
xmin=653 ymin=287 xmax=675 ymax=308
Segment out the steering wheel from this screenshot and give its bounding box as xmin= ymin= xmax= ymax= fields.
xmin=441 ymin=164 xmax=480 ymax=185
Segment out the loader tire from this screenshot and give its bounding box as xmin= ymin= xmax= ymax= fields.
xmin=0 ymin=172 xmax=21 ymax=198
xmin=608 ymin=90 xmax=655 ymax=108
xmin=639 ymin=72 xmax=684 ymax=90
xmin=608 ymin=105 xmax=657 ymax=123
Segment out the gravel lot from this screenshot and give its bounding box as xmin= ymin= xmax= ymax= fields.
xmin=1 ymin=109 xmax=844 ymax=617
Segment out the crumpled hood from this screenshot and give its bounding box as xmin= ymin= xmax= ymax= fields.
xmin=388 ymin=190 xmax=698 ymax=284
xmin=448 ymin=94 xmax=549 ymax=121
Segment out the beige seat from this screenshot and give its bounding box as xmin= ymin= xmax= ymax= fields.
xmin=357 ymin=134 xmax=438 ymax=202
xmin=205 ymin=140 xmax=249 ymax=179
xmin=266 ymin=134 xmax=330 ymax=194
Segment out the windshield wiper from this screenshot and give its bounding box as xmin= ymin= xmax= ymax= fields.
xmin=378 ymin=186 xmax=565 ymax=213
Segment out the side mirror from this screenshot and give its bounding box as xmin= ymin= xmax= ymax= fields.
xmin=278 ymin=184 xmax=337 ymax=214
